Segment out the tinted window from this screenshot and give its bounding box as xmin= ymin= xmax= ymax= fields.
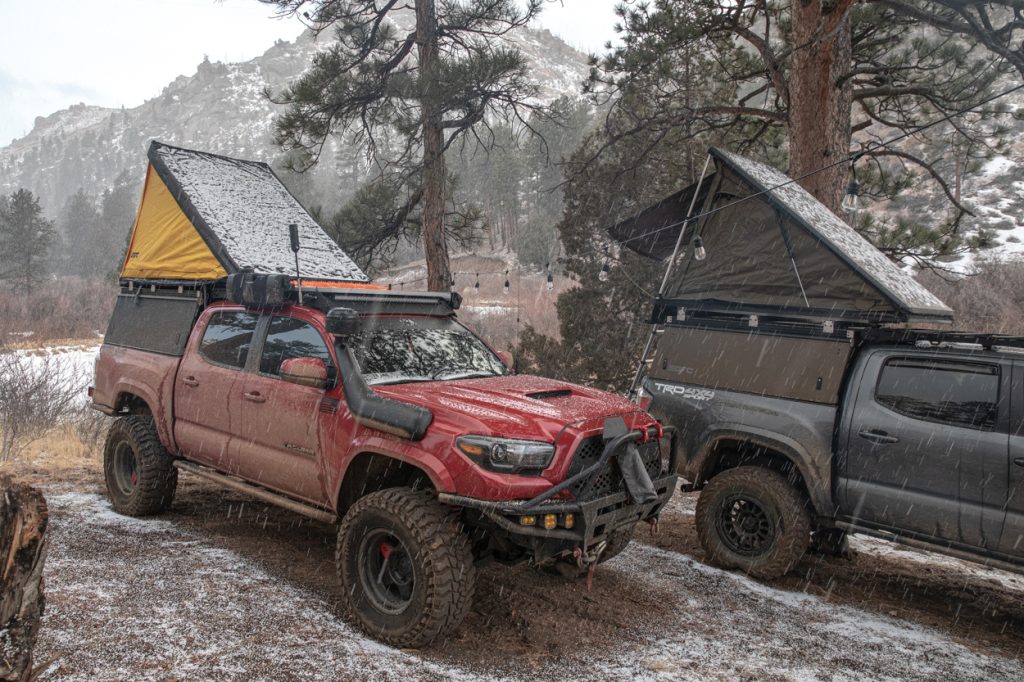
xmin=260 ymin=316 xmax=332 ymax=376
xmin=875 ymin=358 xmax=1000 ymax=430
xmin=346 ymin=316 xmax=506 ymax=385
xmin=199 ymin=311 xmax=259 ymax=369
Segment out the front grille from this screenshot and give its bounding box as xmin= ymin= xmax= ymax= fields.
xmin=566 ymin=436 xmax=663 ymax=502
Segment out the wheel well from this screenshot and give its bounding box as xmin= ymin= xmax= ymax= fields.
xmin=337 ymin=452 xmax=433 ymax=517
xmin=115 ymin=392 xmax=152 ymax=416
xmin=705 ymin=439 xmax=812 ymax=509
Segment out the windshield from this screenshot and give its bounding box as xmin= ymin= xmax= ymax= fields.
xmin=341 ymin=316 xmax=507 ymax=385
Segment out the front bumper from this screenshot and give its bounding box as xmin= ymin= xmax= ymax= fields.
xmin=438 ymin=424 xmax=678 ymax=550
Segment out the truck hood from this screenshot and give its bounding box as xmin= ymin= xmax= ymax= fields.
xmin=372 ymin=374 xmax=642 ymax=442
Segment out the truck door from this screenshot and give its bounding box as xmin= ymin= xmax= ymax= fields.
xmin=1003 ymin=363 xmax=1024 ymax=558
xmin=840 ymin=351 xmax=1007 ymax=548
xmin=229 ymin=314 xmax=335 ymax=504
xmin=174 ymin=309 xmax=260 ymax=470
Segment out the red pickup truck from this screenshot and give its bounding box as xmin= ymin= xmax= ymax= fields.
xmin=91 ymin=281 xmax=676 ymax=647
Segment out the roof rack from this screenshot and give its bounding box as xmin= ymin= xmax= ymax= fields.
xmin=855 ymin=328 xmax=1024 ymax=353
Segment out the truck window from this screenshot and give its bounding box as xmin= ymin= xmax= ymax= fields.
xmin=260 ymin=316 xmax=333 ymax=376
xmin=199 ymin=311 xmax=259 ymax=370
xmin=875 ymin=357 xmax=1000 ymax=430
xmin=347 ymin=316 xmax=506 ymax=385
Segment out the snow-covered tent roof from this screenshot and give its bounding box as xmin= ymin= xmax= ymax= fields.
xmin=120 ymin=141 xmax=369 ymax=283
xmin=610 ymin=147 xmax=953 ymax=323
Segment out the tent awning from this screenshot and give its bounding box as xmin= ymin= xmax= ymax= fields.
xmin=610 ymin=147 xmax=953 ymax=323
xmin=121 ymin=141 xmax=368 ymax=284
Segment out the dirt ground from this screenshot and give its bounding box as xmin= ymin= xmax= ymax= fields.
xmin=11 ymin=456 xmax=1022 ymax=682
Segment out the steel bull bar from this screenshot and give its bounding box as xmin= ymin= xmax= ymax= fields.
xmin=438 ymin=422 xmax=679 ymax=546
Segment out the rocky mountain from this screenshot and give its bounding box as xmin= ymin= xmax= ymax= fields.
xmin=0 ymin=23 xmax=591 ymax=220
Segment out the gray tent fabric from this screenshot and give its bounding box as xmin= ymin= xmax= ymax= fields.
xmin=611 ymin=147 xmax=953 ymax=323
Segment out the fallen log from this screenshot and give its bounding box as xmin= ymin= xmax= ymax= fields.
xmin=0 ymin=477 xmax=48 ymax=682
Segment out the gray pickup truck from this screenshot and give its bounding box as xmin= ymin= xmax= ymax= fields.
xmin=645 ymin=315 xmax=1024 ymax=579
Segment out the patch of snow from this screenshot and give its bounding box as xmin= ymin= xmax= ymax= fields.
xmin=982 ymin=156 xmax=1017 ymax=179
xmin=151 ymin=142 xmax=369 ymax=282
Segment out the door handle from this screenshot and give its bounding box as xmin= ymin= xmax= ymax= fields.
xmin=182 ymin=376 xmax=199 ymax=388
xmin=858 ymin=429 xmax=900 ymax=444
xmin=1014 ymin=457 xmax=1024 ymax=468
xmin=243 ymin=391 xmax=267 ymax=404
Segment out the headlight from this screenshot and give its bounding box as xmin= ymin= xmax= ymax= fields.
xmin=456 ymin=436 xmax=555 ymax=474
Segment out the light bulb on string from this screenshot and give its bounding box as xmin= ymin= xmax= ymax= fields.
xmin=841 ymin=156 xmax=861 ymax=215
xmin=474 ymin=273 xmax=480 ymax=291
xmin=693 ymin=236 xmax=707 ymax=261
xmin=544 ymin=263 xmax=554 ymax=291
xmin=598 ymin=261 xmax=609 ymax=282
xmin=503 ymin=270 xmax=510 ymax=295
xmin=387 ymin=283 xmax=392 ymax=291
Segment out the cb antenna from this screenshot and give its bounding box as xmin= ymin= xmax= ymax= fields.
xmin=288 ymin=223 xmax=303 ymax=303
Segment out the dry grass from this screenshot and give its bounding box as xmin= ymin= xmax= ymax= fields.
xmin=0 ymin=423 xmax=101 ymax=484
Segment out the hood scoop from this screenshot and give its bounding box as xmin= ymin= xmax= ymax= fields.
xmin=526 ymin=389 xmax=574 ymax=401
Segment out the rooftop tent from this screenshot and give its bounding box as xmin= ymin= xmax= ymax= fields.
xmin=610 ymin=147 xmax=953 ymax=323
xmin=120 ymin=141 xmax=369 ymax=284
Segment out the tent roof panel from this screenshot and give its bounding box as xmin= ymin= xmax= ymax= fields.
xmin=711 ymin=148 xmax=951 ymax=319
xmin=148 ymin=141 xmax=368 ymax=282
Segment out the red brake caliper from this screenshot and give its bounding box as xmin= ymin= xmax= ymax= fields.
xmin=130 ymin=471 xmax=138 ymax=486
xmin=379 ymin=542 xmax=394 ymax=561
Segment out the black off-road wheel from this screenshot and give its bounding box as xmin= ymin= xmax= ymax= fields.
xmin=103 ymin=416 xmax=177 ymax=516
xmin=337 ymin=488 xmax=476 ymax=648
xmin=695 ymin=466 xmax=810 ymax=579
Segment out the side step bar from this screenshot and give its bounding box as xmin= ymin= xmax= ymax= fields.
xmin=173 ymin=460 xmax=338 ymax=525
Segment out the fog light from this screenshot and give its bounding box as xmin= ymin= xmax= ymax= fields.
xmin=563 ymin=513 xmax=575 ymax=529
xmin=519 ymin=515 xmax=536 ymax=526
xmin=543 ymin=514 xmax=557 ymax=530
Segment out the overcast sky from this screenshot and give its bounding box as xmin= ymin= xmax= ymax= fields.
xmin=0 ymin=0 xmax=621 ymax=145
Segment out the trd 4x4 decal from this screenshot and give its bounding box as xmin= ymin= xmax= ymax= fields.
xmin=653 ymin=383 xmax=715 ymax=401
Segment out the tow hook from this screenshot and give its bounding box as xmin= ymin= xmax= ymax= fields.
xmin=646 ymin=516 xmax=659 ymax=536
xmin=574 ymin=541 xmax=607 ymax=591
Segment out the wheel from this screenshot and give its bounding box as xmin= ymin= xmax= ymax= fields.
xmin=336 ymin=488 xmax=476 ymax=648
xmin=695 ymin=466 xmax=810 ymax=579
xmin=598 ymin=523 xmax=635 ymax=564
xmin=102 ymin=416 xmax=177 ymax=516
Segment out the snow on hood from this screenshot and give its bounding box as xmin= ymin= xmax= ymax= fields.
xmin=373 ymin=374 xmax=643 ymax=443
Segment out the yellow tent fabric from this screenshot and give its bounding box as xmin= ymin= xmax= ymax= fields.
xmin=120 ymin=165 xmax=227 ymax=280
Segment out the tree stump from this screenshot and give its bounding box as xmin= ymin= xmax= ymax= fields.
xmin=0 ymin=477 xmax=47 ymax=682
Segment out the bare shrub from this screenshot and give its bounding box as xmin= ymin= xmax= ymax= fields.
xmin=0 ymin=277 xmax=116 ymax=343
xmin=918 ymin=258 xmax=1024 ymax=335
xmin=0 ymin=352 xmax=87 ymax=460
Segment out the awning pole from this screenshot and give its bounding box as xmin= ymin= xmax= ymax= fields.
xmin=629 ymin=153 xmax=712 ymax=400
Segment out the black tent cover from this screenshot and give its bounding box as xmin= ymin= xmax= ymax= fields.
xmin=609 ymin=147 xmax=953 ymax=323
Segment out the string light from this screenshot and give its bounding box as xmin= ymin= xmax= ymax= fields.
xmin=841 ymin=161 xmax=861 ymax=214
xmin=545 ymin=263 xmax=554 ymax=291
xmin=598 ymin=245 xmax=610 ymax=282
xmin=692 ymin=236 xmax=707 ymax=261
xmin=503 ymin=270 xmax=510 ymax=295
xmin=474 ymin=272 xmax=480 ymax=291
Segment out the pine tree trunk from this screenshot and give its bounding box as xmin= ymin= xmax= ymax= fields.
xmin=787 ymin=0 xmax=855 ymax=215
xmin=0 ymin=477 xmax=48 ymax=682
xmin=416 ymin=0 xmax=452 ymax=292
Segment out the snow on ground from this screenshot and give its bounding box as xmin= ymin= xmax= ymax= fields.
xmin=7 ymin=344 xmax=99 ymax=407
xmin=38 ymin=491 xmax=1024 ymax=681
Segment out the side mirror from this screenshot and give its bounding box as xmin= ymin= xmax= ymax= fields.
xmin=496 ymin=350 xmax=515 ymax=373
xmin=280 ymin=357 xmax=330 ymax=389
xmin=326 ymin=307 xmax=361 ymax=338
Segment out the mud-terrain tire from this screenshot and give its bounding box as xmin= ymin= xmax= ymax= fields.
xmin=695 ymin=466 xmax=810 ymax=579
xmin=337 ymin=488 xmax=476 ymax=648
xmin=598 ymin=523 xmax=636 ymax=564
xmin=103 ymin=416 xmax=177 ymax=516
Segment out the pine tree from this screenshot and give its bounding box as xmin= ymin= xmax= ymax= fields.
xmin=0 ymin=190 xmax=56 ymax=290
xmin=263 ymin=0 xmax=551 ymax=290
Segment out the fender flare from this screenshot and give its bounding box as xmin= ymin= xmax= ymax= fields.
xmin=111 ymin=379 xmax=176 ymax=452
xmin=330 ymin=444 xmax=456 ymax=512
xmin=695 ymin=424 xmax=832 ymax=515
